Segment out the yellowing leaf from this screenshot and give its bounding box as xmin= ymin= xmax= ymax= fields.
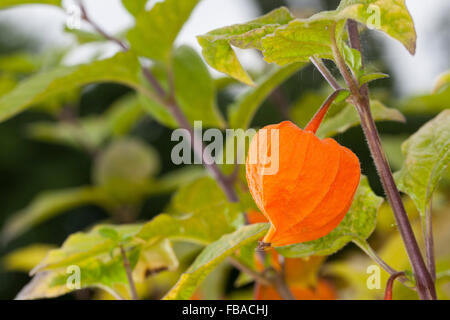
xmin=2 ymin=244 xmax=56 ymax=273
xmin=261 ymin=14 xmax=346 ymax=66
xmin=133 ymin=239 xmax=179 ymax=282
xmin=164 ymin=223 xmax=269 ymax=300
xmin=338 ymin=0 xmax=417 ymax=54
xmin=197 ymin=7 xmax=294 ymax=85
xmin=201 ymin=1 xmax=416 ymax=72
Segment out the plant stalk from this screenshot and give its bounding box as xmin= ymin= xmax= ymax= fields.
xmin=344 ymin=20 xmax=436 ymax=300
xmin=119 ymin=246 xmax=139 ymax=300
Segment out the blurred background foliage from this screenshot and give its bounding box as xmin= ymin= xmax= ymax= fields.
xmin=0 ymin=0 xmax=449 ymax=300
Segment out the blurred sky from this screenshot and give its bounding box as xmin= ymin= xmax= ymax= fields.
xmin=0 ymin=0 xmax=449 ymax=96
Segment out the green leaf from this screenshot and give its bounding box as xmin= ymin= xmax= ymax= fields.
xmin=98 ymin=227 xmax=120 ymax=242
xmin=164 ymin=223 xmax=269 ymax=300
xmin=0 ymin=0 xmax=61 ymax=9
xmin=105 ymin=94 xmax=145 ymax=136
xmin=338 ymin=0 xmax=417 ymax=54
xmin=276 ymin=176 xmax=383 ymax=258
xmin=315 ymin=100 xmax=405 ymax=138
xmin=395 ymin=110 xmax=450 ymax=215
xmin=197 ymin=7 xmax=294 ymax=85
xmin=137 ymin=177 xmax=244 ymax=245
xmin=343 ymin=43 xmax=362 ymax=74
xmin=121 ymin=0 xmax=148 ymax=17
xmin=0 ymin=74 xmax=17 ymax=96
xmin=229 ymin=62 xmax=306 ymax=129
xmin=127 ymin=0 xmax=199 ymax=63
xmin=1 ymin=187 xmax=113 ymax=244
xmin=0 ymin=53 xmax=37 ymax=74
xmin=172 ymin=45 xmax=225 ymax=128
xmin=0 ymin=52 xmax=151 ymax=123
xmin=359 ymin=72 xmax=389 ymax=86
xmin=146 ymin=167 xmax=206 ymax=196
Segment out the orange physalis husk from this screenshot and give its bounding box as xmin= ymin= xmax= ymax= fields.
xmin=254 ymin=279 xmax=336 ymax=300
xmin=246 ymin=95 xmax=361 ymax=247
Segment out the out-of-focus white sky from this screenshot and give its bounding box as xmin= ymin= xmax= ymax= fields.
xmin=0 ymin=0 xmax=449 ymax=96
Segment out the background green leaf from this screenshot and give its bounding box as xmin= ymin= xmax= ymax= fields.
xmin=127 ymin=0 xmax=199 ymax=63
xmin=0 ymin=52 xmax=150 ymax=123
xmin=172 ymin=45 xmax=225 ymax=128
xmin=0 ymin=0 xmax=61 ymax=9
xmin=229 ymin=62 xmax=306 ymax=129
xmin=1 ymin=187 xmax=113 ymax=244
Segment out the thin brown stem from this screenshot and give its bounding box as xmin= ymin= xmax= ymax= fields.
xmin=229 ymin=257 xmax=295 ymax=300
xmin=77 ymin=0 xmax=129 ymax=51
xmin=272 ymin=271 xmax=296 ymax=300
xmin=77 ymin=1 xmax=239 ymax=203
xmin=228 ymin=257 xmax=272 ymax=287
xmin=353 ymin=239 xmax=412 ymax=288
xmin=424 ymin=202 xmax=436 ymax=281
xmin=309 ymin=56 xmax=341 ymax=91
xmin=119 ymin=246 xmax=138 ymax=300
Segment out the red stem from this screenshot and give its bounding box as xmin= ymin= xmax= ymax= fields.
xmin=305 ymin=89 xmax=344 ymax=133
xmin=384 ymin=272 xmax=405 ymax=300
